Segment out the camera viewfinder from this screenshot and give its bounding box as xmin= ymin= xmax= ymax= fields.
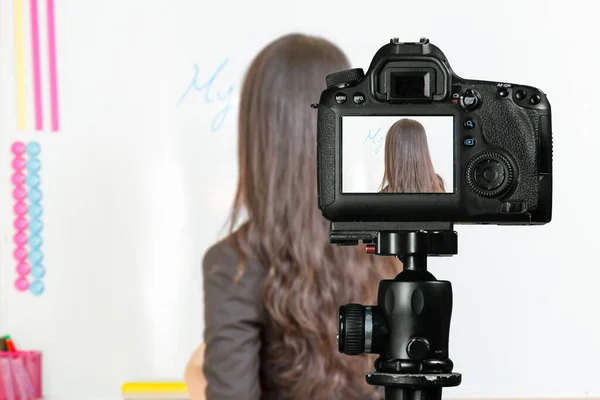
xmin=390 ymin=71 xmax=431 ymax=100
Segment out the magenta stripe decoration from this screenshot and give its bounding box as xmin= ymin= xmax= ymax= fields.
xmin=46 ymin=0 xmax=60 ymax=132
xmin=13 ymin=0 xmax=60 ymax=132
xmin=29 ymin=0 xmax=43 ymax=131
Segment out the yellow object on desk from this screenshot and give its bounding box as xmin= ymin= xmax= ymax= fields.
xmin=121 ymin=382 xmax=189 ymax=399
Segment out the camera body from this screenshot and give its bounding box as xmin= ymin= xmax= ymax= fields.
xmin=315 ymin=38 xmax=552 ymax=238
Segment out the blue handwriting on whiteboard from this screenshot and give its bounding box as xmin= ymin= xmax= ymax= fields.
xmin=177 ymin=59 xmax=233 ymax=132
xmin=364 ymin=128 xmax=384 ymax=154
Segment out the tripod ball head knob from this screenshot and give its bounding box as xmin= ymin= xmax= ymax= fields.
xmin=338 ymin=304 xmax=389 ymax=355
xmin=338 ymin=304 xmax=365 ymax=355
xmin=407 ymin=337 xmax=430 ymax=361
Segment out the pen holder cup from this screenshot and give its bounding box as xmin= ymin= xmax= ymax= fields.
xmin=0 ymin=351 xmax=42 ymax=400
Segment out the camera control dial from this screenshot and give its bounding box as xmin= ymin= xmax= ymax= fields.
xmin=326 ymin=68 xmax=365 ymax=89
xmin=466 ymin=152 xmax=514 ymax=197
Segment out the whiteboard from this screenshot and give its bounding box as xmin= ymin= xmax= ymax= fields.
xmin=0 ymin=0 xmax=599 ymax=399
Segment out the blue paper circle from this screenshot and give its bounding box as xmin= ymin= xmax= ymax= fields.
xmin=29 ymin=204 xmax=43 ymax=218
xmin=29 ymin=280 xmax=44 ymax=295
xmin=28 ymin=249 xmax=44 ymax=264
xmin=30 ymin=264 xmax=46 ymax=279
xmin=29 ymin=219 xmax=43 ymax=233
xmin=26 ymin=142 xmax=41 ymax=156
xmin=26 ymin=173 xmax=41 ymax=188
xmin=26 ymin=158 xmax=41 ymax=172
xmin=28 ymin=188 xmax=43 ymax=203
xmin=28 ymin=235 xmax=43 ymax=249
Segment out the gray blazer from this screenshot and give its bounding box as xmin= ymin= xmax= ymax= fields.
xmin=202 ymin=239 xmax=269 ymax=400
xmin=201 ymin=240 xmax=384 ymax=400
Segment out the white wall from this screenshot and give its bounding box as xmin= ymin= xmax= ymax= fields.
xmin=0 ymin=0 xmax=598 ymax=399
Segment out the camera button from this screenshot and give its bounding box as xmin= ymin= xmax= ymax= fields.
xmin=353 ymin=93 xmax=365 ymax=104
xmin=407 ymin=337 xmax=430 ymax=361
xmin=459 ymin=89 xmax=480 ymax=111
xmin=498 ymin=88 xmax=509 ymax=98
xmin=500 ymin=201 xmax=526 ymax=213
xmin=335 ymin=93 xmax=347 ymax=104
xmin=463 ymin=119 xmax=476 ymax=129
xmin=515 ymin=90 xmax=526 ymax=100
xmin=530 ymin=94 xmax=541 ymax=105
xmin=463 ymin=137 xmax=476 ymax=147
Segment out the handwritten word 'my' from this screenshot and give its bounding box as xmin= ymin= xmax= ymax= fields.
xmin=364 ymin=128 xmax=384 ymax=154
xmin=177 ymin=60 xmax=233 ymax=132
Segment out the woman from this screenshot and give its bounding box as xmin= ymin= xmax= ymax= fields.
xmin=379 ymin=118 xmax=446 ymax=193
xmin=185 ymin=34 xmax=400 ymax=399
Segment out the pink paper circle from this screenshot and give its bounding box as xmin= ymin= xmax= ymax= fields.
xmin=13 ymin=186 xmax=27 ymax=201
xmin=11 ymin=142 xmax=26 ymax=156
xmin=14 ymin=202 xmax=27 ymax=215
xmin=12 ymin=157 xmax=26 ymax=170
xmin=16 ymin=262 xmax=30 ymax=275
xmin=14 ymin=276 xmax=29 ymax=292
xmin=13 ymin=232 xmax=27 ymax=246
xmin=11 ymin=172 xmax=26 ymax=185
xmin=13 ymin=246 xmax=27 ymax=261
xmin=14 ymin=216 xmax=28 ymax=231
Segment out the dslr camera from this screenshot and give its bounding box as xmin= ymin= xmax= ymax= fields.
xmin=315 ymin=37 xmax=552 ymax=242
xmin=313 ymin=38 xmax=553 ymax=399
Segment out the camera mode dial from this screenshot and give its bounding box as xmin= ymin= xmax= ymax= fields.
xmin=459 ymin=88 xmax=481 ymax=111
xmin=326 ymin=68 xmax=365 ymax=89
xmin=466 ymin=152 xmax=514 ymax=198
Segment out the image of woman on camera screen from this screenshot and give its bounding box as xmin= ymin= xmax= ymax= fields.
xmin=379 ymin=118 xmax=446 ymax=193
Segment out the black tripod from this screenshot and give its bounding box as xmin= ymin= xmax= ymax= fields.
xmin=337 ymin=228 xmax=461 ymax=400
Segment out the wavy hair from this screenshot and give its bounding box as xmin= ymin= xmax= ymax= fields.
xmin=380 ymin=118 xmax=445 ymax=193
xmin=227 ymin=34 xmax=400 ymax=399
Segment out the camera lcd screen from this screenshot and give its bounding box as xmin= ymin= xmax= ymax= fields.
xmin=342 ymin=116 xmax=454 ymax=193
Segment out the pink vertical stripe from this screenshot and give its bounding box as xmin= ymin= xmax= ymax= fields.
xmin=30 ymin=0 xmax=43 ymax=130
xmin=47 ymin=0 xmax=59 ymax=131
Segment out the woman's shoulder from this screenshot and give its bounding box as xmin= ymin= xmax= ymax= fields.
xmin=202 ymin=236 xmax=267 ymax=288
xmin=202 ymin=237 xmax=240 ymax=270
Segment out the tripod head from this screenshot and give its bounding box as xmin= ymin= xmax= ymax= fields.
xmin=337 ymin=225 xmax=461 ymax=400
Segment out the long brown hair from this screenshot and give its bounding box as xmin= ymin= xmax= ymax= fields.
xmin=380 ymin=118 xmax=445 ymax=193
xmin=227 ymin=34 xmax=400 ymax=399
